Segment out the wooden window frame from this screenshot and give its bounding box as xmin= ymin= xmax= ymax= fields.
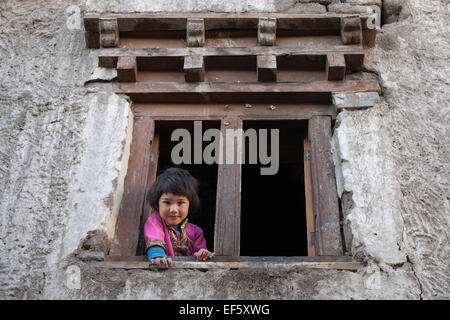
xmin=109 ymin=103 xmax=342 ymax=261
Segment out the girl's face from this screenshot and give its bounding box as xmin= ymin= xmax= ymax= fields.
xmin=158 ymin=193 xmax=190 ymax=226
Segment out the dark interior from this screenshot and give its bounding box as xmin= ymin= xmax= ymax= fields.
xmin=155 ymin=120 xmax=220 ymax=252
xmin=240 ymin=120 xmax=308 ymax=256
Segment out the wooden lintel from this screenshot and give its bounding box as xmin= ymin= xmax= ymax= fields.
xmin=87 ymin=80 xmax=381 ymax=95
xmin=340 ymin=16 xmax=362 ymax=45
xmin=257 ymin=55 xmax=277 ymax=81
xmin=100 ymin=18 xmax=119 ymax=48
xmin=258 ymin=17 xmax=277 ymax=46
xmin=326 ymin=53 xmax=346 ymax=81
xmin=184 ymin=55 xmax=205 ymax=82
xmin=186 ymin=18 xmax=205 ymax=47
xmin=132 ymin=103 xmax=336 ymax=120
xmin=117 ymin=56 xmax=137 ymax=82
xmin=86 ymin=80 xmax=380 ymax=103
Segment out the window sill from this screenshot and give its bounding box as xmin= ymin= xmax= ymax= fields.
xmin=92 ymin=256 xmax=361 ymax=271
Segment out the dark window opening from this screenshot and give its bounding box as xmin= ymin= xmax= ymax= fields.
xmin=240 ymin=120 xmax=308 ymax=256
xmin=153 ymin=120 xmax=220 ymax=252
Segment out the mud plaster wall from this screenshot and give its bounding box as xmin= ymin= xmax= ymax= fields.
xmin=0 ymin=0 xmax=448 ymax=299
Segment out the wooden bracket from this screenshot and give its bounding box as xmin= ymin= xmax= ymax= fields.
xmin=100 ymin=18 xmax=119 ymax=48
xmin=326 ymin=53 xmax=346 ymax=81
xmin=117 ymin=56 xmax=137 ymax=82
xmin=84 ymin=18 xmax=100 ymax=49
xmin=258 ymin=17 xmax=277 ymax=46
xmin=184 ymin=55 xmax=205 ymax=82
xmin=340 ymin=17 xmax=362 ymax=45
xmin=187 ymin=18 xmax=205 ymax=47
xmin=257 ymin=55 xmax=277 ymax=82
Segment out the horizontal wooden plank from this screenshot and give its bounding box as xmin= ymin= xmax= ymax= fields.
xmin=132 ymin=103 xmax=335 ymax=119
xmin=86 ymin=80 xmax=380 ymax=104
xmin=93 ymin=260 xmax=361 ymax=271
xmin=84 ymin=13 xmax=373 ymax=32
xmin=97 ymin=46 xmax=364 ymax=70
xmin=87 ymin=80 xmax=379 ymax=93
xmin=105 ymin=255 xmax=354 ymax=262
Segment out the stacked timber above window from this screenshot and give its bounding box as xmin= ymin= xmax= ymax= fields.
xmin=84 ymin=13 xmax=379 ymax=269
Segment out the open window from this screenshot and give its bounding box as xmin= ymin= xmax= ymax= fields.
xmin=136 ymin=120 xmax=220 ymax=255
xmin=83 ymin=13 xmax=379 ymax=268
xmin=240 ymin=120 xmax=308 ymax=256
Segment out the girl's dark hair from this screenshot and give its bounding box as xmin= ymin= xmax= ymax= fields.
xmin=147 ymin=167 xmax=200 ymax=214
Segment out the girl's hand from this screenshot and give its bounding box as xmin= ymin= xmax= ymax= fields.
xmin=150 ymin=257 xmax=173 ymax=268
xmin=194 ymin=249 xmax=215 ymax=261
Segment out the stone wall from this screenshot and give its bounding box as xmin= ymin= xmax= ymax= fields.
xmin=0 ymin=0 xmax=448 ymax=299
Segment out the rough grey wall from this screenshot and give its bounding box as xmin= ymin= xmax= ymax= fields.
xmin=366 ymin=0 xmax=449 ymax=299
xmin=0 ymin=0 xmax=131 ymax=299
xmin=332 ymin=0 xmax=449 ymax=299
xmin=0 ymin=0 xmax=448 ymax=299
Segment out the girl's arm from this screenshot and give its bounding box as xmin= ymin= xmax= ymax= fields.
xmin=147 ymin=246 xmax=167 ymax=260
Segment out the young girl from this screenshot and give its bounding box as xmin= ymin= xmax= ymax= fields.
xmin=144 ymin=167 xmax=214 ymax=267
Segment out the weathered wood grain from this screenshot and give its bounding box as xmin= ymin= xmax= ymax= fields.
xmin=110 ymin=117 xmax=154 ymax=256
xmin=326 ymin=53 xmax=346 ymax=81
xmin=303 ymin=134 xmax=316 ymax=256
xmin=97 ymin=46 xmax=364 ymax=70
xmin=308 ymin=116 xmax=342 ymax=256
xmin=340 ymin=16 xmax=362 ymax=45
xmin=84 ymin=13 xmax=369 ymax=32
xmin=214 ymin=117 xmax=242 ymax=256
xmin=184 ymin=55 xmax=205 ymax=82
xmin=99 ymin=18 xmax=119 ymax=48
xmin=257 ymin=55 xmax=277 ymax=82
xmin=258 ymin=17 xmax=277 ymax=46
xmin=94 ymin=260 xmax=361 ymax=270
xmin=187 ymin=18 xmax=205 ymax=47
xmin=132 ymin=103 xmax=336 ymax=120
xmin=117 ymin=56 xmax=137 ymax=82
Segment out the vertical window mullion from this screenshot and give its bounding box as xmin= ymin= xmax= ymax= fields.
xmin=137 ymin=132 xmax=160 ymax=255
xmin=214 ymin=117 xmax=242 ymax=256
xmin=303 ymin=133 xmax=316 ymax=256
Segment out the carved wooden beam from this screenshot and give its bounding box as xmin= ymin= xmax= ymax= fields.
xmin=186 ymin=18 xmax=205 ymax=47
xmin=97 ymin=46 xmax=364 ymax=71
xmin=100 ymin=18 xmax=119 ymax=48
xmin=258 ymin=17 xmax=277 ymax=46
xmin=340 ymin=16 xmax=362 ymax=45
xmin=117 ymin=56 xmax=137 ymax=82
xmin=184 ymin=55 xmax=205 ymax=82
xmin=326 ymin=53 xmax=346 ymax=81
xmin=257 ymin=55 xmax=277 ymax=82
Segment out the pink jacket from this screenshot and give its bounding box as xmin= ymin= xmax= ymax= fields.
xmin=144 ymin=212 xmax=208 ymax=256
